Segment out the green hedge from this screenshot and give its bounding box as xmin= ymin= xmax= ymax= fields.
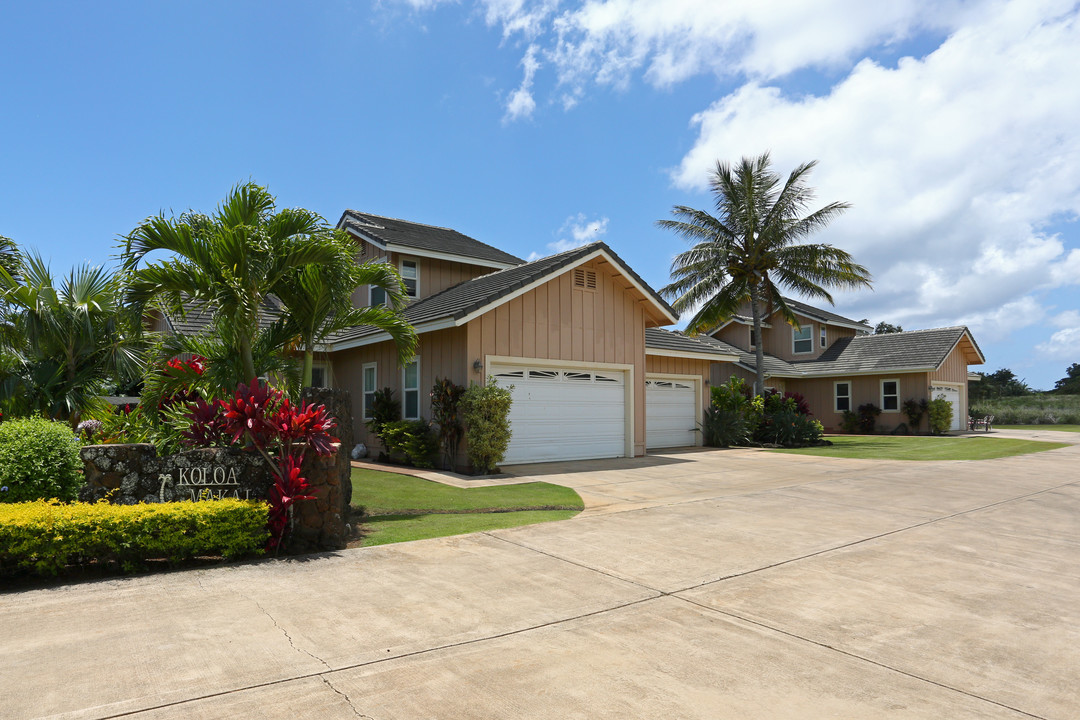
xmin=0 ymin=417 xmax=83 ymax=502
xmin=0 ymin=499 xmax=269 ymax=575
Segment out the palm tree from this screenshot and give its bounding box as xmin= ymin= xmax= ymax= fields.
xmin=273 ymin=231 xmax=417 ymax=387
xmin=659 ymin=153 xmax=872 ymax=395
xmin=0 ymin=253 xmax=144 ymax=425
xmin=123 ymin=182 xmax=345 ymax=382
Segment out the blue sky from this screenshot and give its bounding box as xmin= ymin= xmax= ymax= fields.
xmin=2 ymin=0 xmax=1078 ymax=389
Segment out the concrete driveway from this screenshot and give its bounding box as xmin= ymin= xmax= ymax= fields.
xmin=4 ymin=431 xmax=1079 ymax=719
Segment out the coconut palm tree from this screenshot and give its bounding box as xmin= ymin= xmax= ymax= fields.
xmin=273 ymin=231 xmax=417 ymax=387
xmin=123 ymin=183 xmax=347 ymax=382
xmin=0 ymin=253 xmax=144 ymax=424
xmin=659 ymin=153 xmax=872 ymax=395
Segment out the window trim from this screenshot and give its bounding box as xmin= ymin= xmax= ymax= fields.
xmin=369 ymin=285 xmax=387 ymax=308
xmin=820 ymin=326 xmax=827 ymax=348
xmin=792 ymin=325 xmax=813 ymax=355
xmin=834 ymin=380 xmax=851 ymax=413
xmin=402 ymin=356 xmax=421 ymax=420
xmin=362 ymin=362 xmax=377 ymax=420
xmin=310 ymin=361 xmax=332 ymax=389
xmin=880 ymin=378 xmax=900 ymax=413
xmin=400 ymin=257 xmax=419 ymax=299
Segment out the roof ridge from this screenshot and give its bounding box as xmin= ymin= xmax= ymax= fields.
xmin=856 ymin=325 xmax=967 ymax=337
xmin=345 ymin=209 xmax=454 ymax=234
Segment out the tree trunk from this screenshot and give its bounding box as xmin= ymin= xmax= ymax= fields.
xmin=750 ymin=285 xmax=766 ymax=396
xmin=239 ymin=333 xmax=257 ymax=383
xmin=302 ymin=348 xmax=314 ymax=388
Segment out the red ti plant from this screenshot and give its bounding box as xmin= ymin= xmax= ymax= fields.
xmin=184 ymin=379 xmax=339 ymax=551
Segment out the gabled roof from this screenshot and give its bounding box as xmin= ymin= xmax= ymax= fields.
xmin=645 ymin=328 xmax=740 ymax=362
xmin=718 ymin=297 xmax=871 ymax=333
xmin=736 ymin=326 xmax=985 ymax=378
xmin=339 ymin=210 xmax=524 ymax=268
xmin=327 ymin=241 xmax=678 ymax=350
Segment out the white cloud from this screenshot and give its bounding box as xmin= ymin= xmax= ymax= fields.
xmin=503 ymin=44 xmax=541 ymax=122
xmin=1036 ymin=326 xmax=1080 ymax=360
xmin=1051 ymin=309 xmax=1080 ymax=328
xmin=672 ymin=0 xmax=1080 ymax=332
xmin=527 ymin=212 xmax=610 ymax=259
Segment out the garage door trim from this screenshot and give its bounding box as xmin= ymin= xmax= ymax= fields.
xmin=486 ymin=355 xmax=635 ymax=460
xmin=646 ymin=372 xmax=703 ymax=450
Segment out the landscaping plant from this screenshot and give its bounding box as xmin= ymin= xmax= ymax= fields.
xmin=0 ymin=498 xmax=267 ymax=575
xmin=379 ymin=419 xmax=439 ymax=468
xmin=430 ymin=377 xmax=465 ymax=470
xmin=183 ymin=379 xmax=338 ymax=550
xmin=856 ymin=403 xmax=881 ymax=433
xmin=928 ymin=395 xmax=953 ymax=435
xmin=0 ymin=417 xmax=83 ymax=503
xmin=365 ymin=387 xmax=401 ymax=459
xmin=902 ymin=398 xmax=928 ymax=431
xmin=700 ymin=407 xmax=751 ymax=447
xmin=460 ymin=376 xmax=513 ymax=474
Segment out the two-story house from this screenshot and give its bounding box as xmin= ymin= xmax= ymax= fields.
xmin=314 ymin=211 xmax=738 ymax=465
xmin=689 ymin=298 xmax=985 ymax=432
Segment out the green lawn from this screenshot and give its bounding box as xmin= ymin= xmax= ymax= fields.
xmin=772 ymin=435 xmax=1068 ymax=461
xmin=996 ymin=424 xmax=1080 ymax=432
xmin=350 ymin=468 xmax=583 ymax=547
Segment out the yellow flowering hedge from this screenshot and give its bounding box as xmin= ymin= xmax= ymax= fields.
xmin=0 ymin=499 xmax=269 ymax=575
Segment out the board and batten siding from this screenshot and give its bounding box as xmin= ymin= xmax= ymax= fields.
xmin=646 ymin=355 xmax=711 ymax=405
xmin=929 ymin=344 xmax=971 ymax=422
xmin=468 ymin=258 xmax=656 ymax=456
xmin=349 ymin=239 xmax=494 ymax=308
xmin=332 ymin=326 xmax=469 ymax=447
xmin=787 ymin=373 xmax=929 ymax=432
xmin=710 ymin=362 xmax=787 ymax=393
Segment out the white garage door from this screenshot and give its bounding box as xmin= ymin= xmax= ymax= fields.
xmin=930 ymin=384 xmax=963 ymax=431
xmin=492 ymin=365 xmax=626 ymax=464
xmin=646 ymin=378 xmax=698 ymax=449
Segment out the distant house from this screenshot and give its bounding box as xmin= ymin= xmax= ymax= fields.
xmin=679 ymin=299 xmax=985 ymax=432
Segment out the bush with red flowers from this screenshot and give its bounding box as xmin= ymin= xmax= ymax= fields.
xmin=183 ymin=379 xmax=338 ymax=551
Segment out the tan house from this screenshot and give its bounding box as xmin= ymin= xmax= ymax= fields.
xmin=688 ymin=298 xmax=986 ymax=432
xmin=315 ymin=212 xmax=737 ymax=464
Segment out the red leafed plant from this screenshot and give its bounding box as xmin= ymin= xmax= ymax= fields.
xmin=184 ymin=379 xmax=338 ymax=551
xmin=160 ymin=355 xmax=208 ymax=410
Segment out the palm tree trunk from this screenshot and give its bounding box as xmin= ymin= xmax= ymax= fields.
xmin=239 ymin=333 xmax=257 ymax=382
xmin=302 ymin=348 xmax=314 ymax=387
xmin=750 ymin=285 xmax=766 ymax=397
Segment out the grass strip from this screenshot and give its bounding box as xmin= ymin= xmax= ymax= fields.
xmin=995 ymin=424 xmax=1080 ymax=432
xmin=772 ymin=435 xmax=1068 ymax=461
xmin=357 ymin=510 xmax=580 ymax=547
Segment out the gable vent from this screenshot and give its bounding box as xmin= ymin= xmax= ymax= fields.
xmin=573 ymin=268 xmax=598 ymax=290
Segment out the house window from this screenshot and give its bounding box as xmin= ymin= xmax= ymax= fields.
xmin=401 ymin=259 xmax=418 ymax=298
xmin=820 ymin=326 xmax=827 ymax=348
xmin=793 ymin=326 xmax=813 ymax=354
xmin=835 ymin=381 xmax=851 ymax=413
xmin=403 ymin=358 xmax=420 ymax=420
xmin=362 ymin=363 xmax=377 ymax=420
xmin=311 ymin=364 xmax=330 ymax=388
xmin=749 ymin=327 xmax=758 ymax=348
xmin=881 ymin=379 xmax=900 ymax=412
xmin=369 ymin=285 xmax=386 ymax=307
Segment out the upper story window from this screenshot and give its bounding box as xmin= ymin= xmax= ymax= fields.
xmin=749 ymin=327 xmax=758 ymax=349
xmin=369 ymin=285 xmax=386 ymax=307
xmin=820 ymin=326 xmax=827 ymax=348
xmin=401 ymin=259 xmax=418 ymax=298
xmin=793 ymin=325 xmax=813 ymax=354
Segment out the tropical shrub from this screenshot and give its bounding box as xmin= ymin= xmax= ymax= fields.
xmin=430 ymin=378 xmax=465 ymax=469
xmin=711 ymin=376 xmax=752 ymax=412
xmin=0 ymin=417 xmax=83 ymax=503
xmin=701 ymin=407 xmax=751 ymax=447
xmin=902 ymin=398 xmax=928 ymax=431
xmin=0 ymin=499 xmax=267 ymax=575
xmin=928 ymin=395 xmax=953 ymax=435
xmin=782 ymin=391 xmax=811 ymax=416
xmin=380 ymin=419 xmax=439 ymax=468
xmin=365 ymin=387 xmax=401 ymax=455
xmin=757 ymin=410 xmax=823 ymax=446
xmin=461 ymin=377 xmax=513 ymax=474
xmin=840 ymin=410 xmax=860 ymax=433
xmin=183 ymin=379 xmax=338 ymax=550
xmin=856 ymin=403 xmax=881 ymax=433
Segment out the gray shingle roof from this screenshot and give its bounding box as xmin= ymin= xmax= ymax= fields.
xmin=339 ymin=211 xmax=524 ymax=267
xmin=645 ymin=328 xmax=740 ymax=358
xmin=726 ymin=297 xmax=871 ymax=331
xmin=737 ymin=326 xmax=982 ymax=377
xmin=328 ymin=241 xmax=677 ymax=346
xmin=160 ymin=295 xmax=286 ymax=335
